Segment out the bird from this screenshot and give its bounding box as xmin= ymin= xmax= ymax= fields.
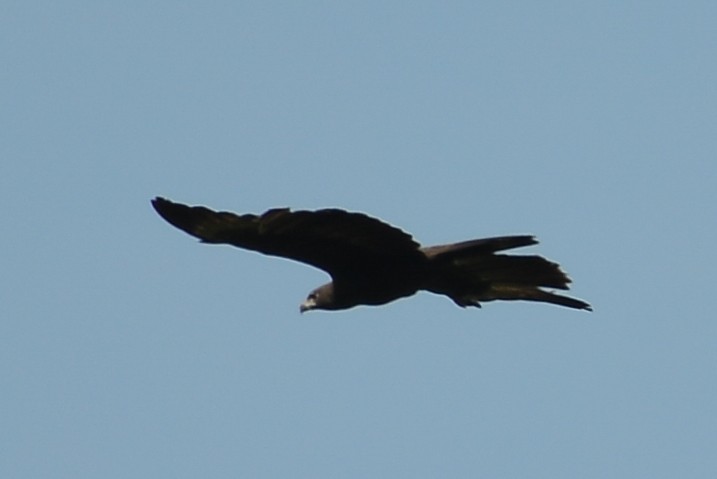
xmin=151 ymin=197 xmax=591 ymax=313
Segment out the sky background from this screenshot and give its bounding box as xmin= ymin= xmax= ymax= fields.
xmin=2 ymin=1 xmax=716 ymax=477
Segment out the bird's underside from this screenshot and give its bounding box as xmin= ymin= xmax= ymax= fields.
xmin=151 ymin=197 xmax=591 ymax=313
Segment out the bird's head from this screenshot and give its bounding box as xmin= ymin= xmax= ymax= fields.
xmin=300 ymin=283 xmax=336 ymax=313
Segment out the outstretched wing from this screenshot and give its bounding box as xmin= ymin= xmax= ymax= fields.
xmin=421 ymin=235 xmax=538 ymax=259
xmin=151 ymin=197 xmax=423 ymax=278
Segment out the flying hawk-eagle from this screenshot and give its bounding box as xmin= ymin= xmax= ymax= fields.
xmin=152 ymin=197 xmax=591 ymax=313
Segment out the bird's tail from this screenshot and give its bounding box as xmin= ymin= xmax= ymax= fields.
xmin=466 ymin=280 xmax=593 ymax=311
xmin=424 ymin=236 xmax=592 ymax=311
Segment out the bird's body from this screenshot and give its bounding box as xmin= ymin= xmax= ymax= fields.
xmin=151 ymin=197 xmax=591 ymax=312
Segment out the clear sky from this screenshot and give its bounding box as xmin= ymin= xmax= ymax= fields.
xmin=3 ymin=1 xmax=716 ymax=477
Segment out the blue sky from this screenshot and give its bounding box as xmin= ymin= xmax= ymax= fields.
xmin=2 ymin=1 xmax=716 ymax=477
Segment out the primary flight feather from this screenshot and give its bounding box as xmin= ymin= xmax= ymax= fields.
xmin=151 ymin=197 xmax=591 ymax=313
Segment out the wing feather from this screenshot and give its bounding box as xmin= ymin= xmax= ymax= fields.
xmin=151 ymin=197 xmax=422 ymax=277
xmin=421 ymin=235 xmax=537 ymax=259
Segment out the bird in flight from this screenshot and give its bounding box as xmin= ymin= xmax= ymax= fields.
xmin=151 ymin=197 xmax=591 ymax=313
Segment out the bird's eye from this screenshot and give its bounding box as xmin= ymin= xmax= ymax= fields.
xmin=308 ymin=293 xmax=317 ymax=300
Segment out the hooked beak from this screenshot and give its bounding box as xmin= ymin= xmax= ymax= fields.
xmin=300 ymin=298 xmax=316 ymax=314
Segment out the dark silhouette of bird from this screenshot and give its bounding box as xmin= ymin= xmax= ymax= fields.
xmin=152 ymin=197 xmax=591 ymax=313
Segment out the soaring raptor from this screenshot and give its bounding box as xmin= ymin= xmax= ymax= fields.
xmin=152 ymin=197 xmax=591 ymax=313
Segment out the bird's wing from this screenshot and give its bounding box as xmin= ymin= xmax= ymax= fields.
xmin=421 ymin=235 xmax=537 ymax=259
xmin=151 ymin=197 xmax=423 ymax=278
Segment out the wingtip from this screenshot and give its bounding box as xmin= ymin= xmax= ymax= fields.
xmin=150 ymin=197 xmax=187 ymax=226
xmin=151 ymin=196 xmax=174 ymax=214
